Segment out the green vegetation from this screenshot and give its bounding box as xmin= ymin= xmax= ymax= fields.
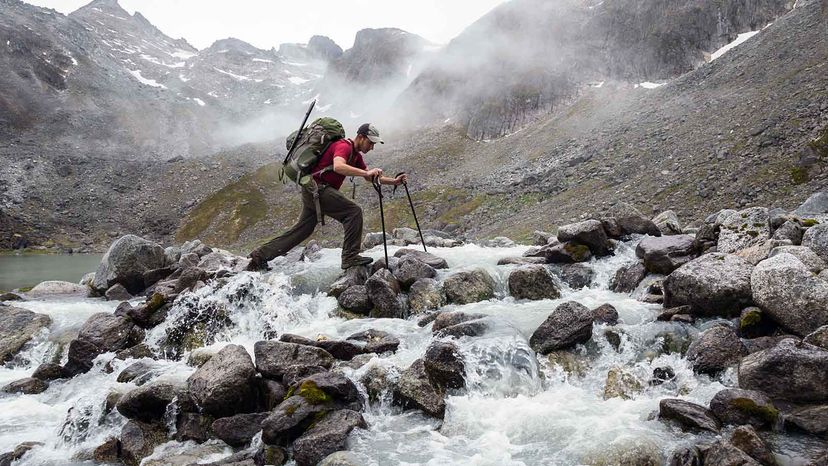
xmin=297 ymin=380 xmax=332 ymax=405
xmin=790 ymin=166 xmax=809 ymax=185
xmin=145 ymin=293 xmax=166 ymax=313
xmin=801 ymin=218 xmax=820 ymax=227
xmin=731 ymin=398 xmax=779 ymax=425
xmin=740 ymin=309 xmax=761 ymax=329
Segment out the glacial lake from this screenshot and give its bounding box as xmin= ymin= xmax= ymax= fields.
xmin=0 ymin=253 xmax=103 ymax=292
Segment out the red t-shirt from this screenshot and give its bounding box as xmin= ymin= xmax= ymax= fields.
xmin=311 ymin=138 xmax=367 ymax=190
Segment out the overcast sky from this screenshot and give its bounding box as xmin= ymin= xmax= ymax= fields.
xmin=23 ymin=0 xmax=508 ymax=50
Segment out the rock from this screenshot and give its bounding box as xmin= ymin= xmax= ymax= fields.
xmin=0 ymin=442 xmax=42 ymax=466
xmin=685 ymin=325 xmax=746 ymax=375
xmin=394 ymin=248 xmax=449 ymax=269
xmin=408 ymin=278 xmax=444 ymax=314
xmin=261 ymin=396 xmax=331 ymax=445
xmin=768 ymin=245 xmax=827 ymax=273
xmin=92 ymin=235 xmax=166 ymax=294
xmin=346 ymin=329 xmax=400 ymax=354
xmin=281 ymin=365 xmax=329 ymax=388
xmin=175 ymin=412 xmax=214 ymax=442
xmin=529 ymin=301 xmax=594 ymax=354
xmin=772 ymin=220 xmax=804 ymax=244
xmin=119 ymin=420 xmax=167 ymax=466
xmin=663 ymin=253 xmax=753 ymax=317
xmin=557 ymin=263 xmax=595 ymax=289
xmin=667 ymin=446 xmax=702 ymax=466
xmin=116 ymin=361 xmax=155 ymax=385
xmin=0 ymin=292 xmax=25 ymax=302
xmin=717 ymin=207 xmax=770 ymax=254
xmin=443 ymin=269 xmax=495 ymax=304
xmin=78 ymin=312 xmax=142 ymax=353
xmin=143 ymin=265 xmax=174 ymax=290
xmin=635 ymin=235 xmax=696 ymax=274
xmin=609 ymin=262 xmax=647 ymax=293
xmin=557 ymin=219 xmax=611 ymax=256
xmin=289 ymin=372 xmax=361 ymax=406
xmin=196 ymin=250 xmax=250 ymax=274
xmin=653 ymin=210 xmax=682 ymax=235
xmin=336 ymin=286 xmax=372 ymax=313
xmin=591 ymin=303 xmax=618 ymax=325
xmin=181 ymin=240 xmax=213 ymax=257
xmin=92 ymin=438 xmax=120 ymax=463
xmin=751 ymin=253 xmax=828 ymax=336
xmin=279 ymin=335 xmax=363 ymax=362
xmin=2 ymin=377 xmax=48 ymax=394
xmin=603 ymin=367 xmax=642 ymax=400
xmin=709 ymin=388 xmax=779 ymax=429
xmin=804 ymin=325 xmax=828 ymax=350
xmin=187 ymin=344 xmax=257 ymax=417
xmin=32 ymin=363 xmax=68 ymax=381
xmin=254 ymin=340 xmax=335 ymax=380
xmin=212 ymin=412 xmax=269 ymax=447
xmin=258 ymin=379 xmax=288 ymax=411
xmin=360 ymin=366 xmax=392 ymax=402
xmin=738 ymin=339 xmax=828 ymax=402
xmin=393 ymin=256 xmax=436 ymax=289
xmin=794 ymin=192 xmax=828 ymax=220
xmin=423 ymin=341 xmax=465 ymax=390
xmin=0 ymin=306 xmax=51 ymax=362
xmin=542 ymin=241 xmax=592 ymax=264
xmin=104 ymin=284 xmax=133 ymax=301
xmin=291 ymin=410 xmax=367 ymax=466
xmin=658 ymin=398 xmax=721 ymax=433
xmin=703 ymin=440 xmax=762 ymax=466
xmin=319 ymin=451 xmax=362 ymax=466
xmin=483 ymin=236 xmax=515 ymax=247
xmin=116 ymin=382 xmax=178 ymax=422
xmin=730 ymin=425 xmax=778 ymax=466
xmin=736 ymin=239 xmax=781 ymax=266
xmin=784 ymin=404 xmax=828 ymax=436
xmin=742 ymin=335 xmax=794 ymax=354
xmin=738 ymin=307 xmax=774 ymax=339
xmin=650 ymin=366 xmax=676 ymax=386
xmin=64 ymin=339 xmax=102 ymax=375
xmin=606 ymin=203 xmax=661 ymax=237
xmin=432 ymin=311 xmax=488 ymax=333
xmin=27 ymin=280 xmax=87 ymax=297
xmin=508 ymin=265 xmax=561 ymax=300
xmin=328 ymin=266 xmax=370 ymax=298
xmin=365 ymin=269 xmax=406 ymax=319
xmin=546 ymin=351 xmax=590 ymax=376
xmin=370 ymin=256 xmax=400 ymax=274
xmin=496 ymin=256 xmax=547 ymax=265
xmin=393 ymin=359 xmax=445 ymax=418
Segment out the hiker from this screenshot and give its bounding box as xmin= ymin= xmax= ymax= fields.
xmin=246 ymin=123 xmax=407 ymax=271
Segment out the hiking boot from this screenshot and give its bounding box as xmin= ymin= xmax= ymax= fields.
xmin=245 ymin=257 xmax=270 ymax=272
xmin=341 ymin=255 xmax=373 ymax=270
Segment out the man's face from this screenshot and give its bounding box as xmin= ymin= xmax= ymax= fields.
xmin=356 ymin=135 xmax=375 ymax=153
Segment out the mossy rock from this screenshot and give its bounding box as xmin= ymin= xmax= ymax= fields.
xmin=802 ymin=218 xmax=820 ymax=227
xmin=731 ymin=398 xmax=779 ymax=425
xmin=563 ymin=242 xmax=591 ymax=262
xmin=297 ymin=380 xmax=332 ymax=405
xmin=145 ymin=293 xmax=166 ymax=313
xmin=740 ymin=310 xmax=761 ymax=329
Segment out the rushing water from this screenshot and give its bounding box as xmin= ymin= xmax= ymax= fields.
xmin=1 ymin=242 xmax=825 ymax=465
xmin=0 ymin=254 xmax=103 ymax=292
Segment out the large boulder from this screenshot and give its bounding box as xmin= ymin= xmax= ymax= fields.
xmin=93 ymin=235 xmax=167 ymax=294
xmin=663 ymin=253 xmax=753 ymax=317
xmin=802 ymin=223 xmax=828 ymax=263
xmin=793 ymin=192 xmax=828 ymax=221
xmin=187 ymin=344 xmax=257 ymax=417
xmin=116 ymin=382 xmax=179 ymax=422
xmin=658 ymin=399 xmax=721 ymax=433
xmin=423 ymin=341 xmax=465 ymax=390
xmin=211 ymin=412 xmax=269 ymax=447
xmin=529 ymin=301 xmax=594 ymax=354
xmin=717 ymin=208 xmax=770 ymax=254
xmin=738 ymin=339 xmax=828 ymax=403
xmin=346 ymin=329 xmax=400 ymax=354
xmin=254 ymin=341 xmax=335 ymax=380
xmin=291 ymin=410 xmax=367 ymax=466
xmin=609 ymin=262 xmax=647 ymax=293
xmin=541 ymin=242 xmax=592 ymax=264
xmin=605 ymin=203 xmax=661 ymax=237
xmin=635 ymin=235 xmax=696 ymax=274
xmin=336 ymin=286 xmax=372 ymax=313
xmin=27 ymin=280 xmax=87 ymax=297
xmin=393 ymin=359 xmax=445 ymax=418
xmin=685 ymin=325 xmax=746 ymax=375
xmin=751 ymin=253 xmax=828 ymax=336
xmin=78 ymin=313 xmax=141 ymax=353
xmin=260 ymin=396 xmax=331 ymax=445
xmin=772 ymin=220 xmax=804 ymax=244
xmin=653 ymin=210 xmax=682 ymax=235
xmin=393 ymin=249 xmax=448 ymax=269
xmin=2 ymin=377 xmax=48 ymax=394
xmin=365 ymin=269 xmax=406 ymax=318
xmin=768 ymin=245 xmax=826 ymax=273
xmin=784 ymin=404 xmax=828 ymax=436
xmin=508 ymin=265 xmax=561 ymax=300
xmin=408 ymin=278 xmax=444 ymax=314
xmin=0 ymin=306 xmax=51 ymax=362
xmin=443 ymin=269 xmax=495 ymax=304
xmin=119 ymin=420 xmax=167 ymax=466
xmin=708 ymin=388 xmax=778 ymax=429
xmin=393 ymin=256 xmax=436 ymax=289
xmin=557 ymin=264 xmax=595 ymax=289
xmin=556 ymin=220 xmax=611 ymax=256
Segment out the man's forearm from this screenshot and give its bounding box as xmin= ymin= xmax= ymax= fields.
xmin=333 ymin=164 xmax=368 ymax=177
xmin=379 ymin=176 xmax=399 ymax=185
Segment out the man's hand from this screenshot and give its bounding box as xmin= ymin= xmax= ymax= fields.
xmin=365 ymin=168 xmax=383 ymax=180
xmin=394 ymin=173 xmax=408 ymax=186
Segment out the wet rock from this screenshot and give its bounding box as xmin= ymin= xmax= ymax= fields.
xmin=187 ymin=344 xmax=257 ymax=417
xmin=393 ymin=248 xmax=448 ymax=269
xmin=393 ymin=359 xmax=445 ymax=418
xmin=116 ymin=382 xmax=178 ymax=422
xmin=658 ymin=399 xmax=721 ymax=433
xmin=702 ymin=439 xmax=762 ymax=466
xmin=257 ymin=379 xmax=287 ymax=412
xmin=142 ymin=266 xmax=174 ymax=290
xmin=496 ymin=256 xmax=547 ymax=265
xmin=64 ymin=339 xmax=102 ymax=375
xmin=197 ymin=250 xmax=250 ymax=275
xmin=768 ymin=245 xmax=826 ymax=273
xmin=254 ymin=341 xmax=335 ymax=380
xmin=591 ymin=303 xmax=618 ymax=325
xmin=742 ymin=335 xmax=794 ymax=354
xmin=2 ymin=377 xmax=48 ymax=394
xmin=444 ymin=269 xmax=495 ymax=304
xmin=281 ymin=365 xmax=329 ymax=388
xmin=609 ymin=262 xmax=647 ymax=293
xmin=784 ymin=404 xmax=828 ymax=436
xmin=328 ymin=266 xmax=370 ymax=298
xmin=319 ymin=451 xmax=362 ymax=466
xmin=432 ymin=311 xmax=487 ymax=333
xmin=685 ymin=325 xmax=747 ymax=375
xmin=125 ymin=293 xmax=169 ymax=329
xmin=408 ymin=278 xmax=444 ymax=314
xmin=635 ymin=235 xmax=696 ymax=274
xmin=31 ymin=362 xmax=68 ymax=381
xmin=717 ymin=207 xmax=770 ymax=254
xmin=508 ymin=265 xmax=561 ymax=300
xmin=114 ymin=343 xmax=156 ymax=361
xmin=650 ymin=366 xmax=676 ymax=386
xmin=175 ymin=412 xmax=214 ymax=442
xmin=803 ymin=325 xmax=828 ymax=350
xmin=78 ymin=312 xmax=142 ymax=354
xmin=656 ymin=305 xmax=692 ymax=322
xmin=0 ymin=292 xmax=25 ymax=302
xmin=543 ymin=241 xmax=592 ymax=264
xmin=663 ymin=253 xmax=753 ymax=317
xmin=751 ymin=253 xmax=828 ymax=336
xmin=360 ymin=366 xmax=393 ymax=402
xmin=603 ymin=367 xmax=642 ymax=400
xmin=423 ymin=341 xmax=465 ymax=390
xmin=346 ymin=329 xmax=400 ymax=354
xmin=802 ymin=223 xmax=828 ymax=263
xmin=260 ymin=396 xmax=331 ymax=445
xmin=667 ymin=446 xmax=702 ymax=466
xmin=292 ymin=410 xmax=367 ymax=466
xmin=0 ymin=306 xmax=51 ymax=362
xmin=546 ymin=351 xmax=590 ymax=376
xmin=730 ymin=425 xmax=777 ymax=466
xmin=709 ymin=388 xmax=779 ymax=429
xmin=105 ymin=284 xmax=133 ymax=301
xmin=27 ymin=280 xmax=87 ymax=297
xmin=92 ymin=437 xmax=120 ymax=463
xmin=738 ymin=306 xmax=775 ymax=339
xmin=557 ymin=263 xmax=595 ymax=289
xmin=365 ymin=269 xmax=406 ymax=319
xmin=212 ymin=412 xmax=269 ymax=447
xmin=93 ymin=235 xmax=166 ymax=294
xmin=557 ymin=219 xmax=611 ymax=256
xmin=0 ymin=442 xmax=43 ymax=466
xmin=289 ymin=372 xmax=361 ymax=406
xmin=393 ymin=256 xmax=436 ymax=289
xmin=529 ymin=301 xmax=594 ymax=354
xmin=653 ymin=210 xmax=682 ymax=235
xmin=738 ymin=339 xmax=828 ymax=402
xmin=337 ymin=285 xmax=372 ymax=313
xmin=280 ymin=334 xmax=364 ymax=362
xmin=116 ymin=361 xmax=154 ymax=385
xmin=119 ymin=420 xmax=167 ymax=466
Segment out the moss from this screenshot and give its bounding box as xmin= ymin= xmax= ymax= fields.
xmin=284 ymin=386 xmax=296 ymax=400
xmin=297 ymin=380 xmax=331 ymax=405
xmin=563 ymin=242 xmax=591 ymax=262
xmin=740 ymin=310 xmax=761 ymax=329
xmin=731 ymin=398 xmax=779 ymax=424
xmin=284 ymin=402 xmax=298 ymax=416
xmin=145 ymin=292 xmax=166 ymax=313
xmin=746 ymin=230 xmax=759 ymax=238
xmin=790 ymin=167 xmax=809 ymax=185
xmin=801 ymin=218 xmax=820 ymax=227
xmin=17 ymin=286 xmax=33 ymax=293
xmin=180 ymin=323 xmax=206 ymax=351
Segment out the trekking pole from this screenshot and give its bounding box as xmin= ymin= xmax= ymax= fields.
xmin=372 ymin=175 xmax=389 ymax=269
xmin=394 ymin=172 xmax=427 ymax=253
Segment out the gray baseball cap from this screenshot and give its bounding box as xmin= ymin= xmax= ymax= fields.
xmin=357 ymin=123 xmax=384 ymax=144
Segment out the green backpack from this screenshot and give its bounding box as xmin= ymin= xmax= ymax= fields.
xmin=279 ymin=117 xmax=347 ymax=186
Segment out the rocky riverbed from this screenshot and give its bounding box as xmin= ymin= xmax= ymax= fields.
xmin=1 ymin=193 xmax=828 ymax=466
